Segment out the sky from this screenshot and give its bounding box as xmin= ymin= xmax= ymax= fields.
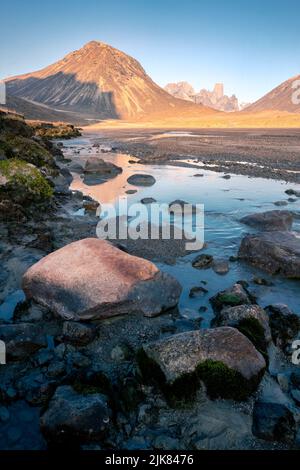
xmin=1 ymin=0 xmax=300 ymax=103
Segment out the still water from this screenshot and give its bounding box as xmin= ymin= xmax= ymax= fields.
xmin=64 ymin=136 xmax=300 ymax=327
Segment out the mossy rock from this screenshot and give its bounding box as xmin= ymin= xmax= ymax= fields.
xmin=0 ymin=138 xmax=14 ymax=158
xmin=218 ymin=293 xmax=243 ymax=306
xmin=137 ymin=348 xmax=263 ymax=404
xmin=31 ymin=122 xmax=81 ymax=140
xmin=196 ymin=359 xmax=262 ymax=401
xmin=211 ymin=305 xmax=271 ymax=362
xmin=6 ymin=136 xmax=54 ymax=167
xmin=0 ymin=158 xmax=53 ymax=206
xmin=0 ymin=112 xmax=33 ymax=138
xmin=137 ymin=348 xmax=197 ymax=406
xmin=137 ymin=328 xmax=266 ymax=405
xmin=237 ymin=317 xmax=268 ymax=363
xmin=210 ymin=283 xmax=252 ymax=313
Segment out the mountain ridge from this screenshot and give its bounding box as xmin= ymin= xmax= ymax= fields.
xmin=245 ymin=74 xmax=300 ymax=113
xmin=5 ymin=41 xmax=215 ymax=121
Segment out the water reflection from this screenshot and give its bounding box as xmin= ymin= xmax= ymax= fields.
xmin=65 ymin=136 xmax=300 ymax=324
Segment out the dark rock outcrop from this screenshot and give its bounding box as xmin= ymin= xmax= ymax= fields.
xmin=240 ymin=210 xmax=293 ymax=231
xmin=40 ymin=385 xmax=111 ymax=444
xmin=252 ymin=402 xmax=296 ymax=444
xmin=238 ymin=231 xmax=300 ymax=277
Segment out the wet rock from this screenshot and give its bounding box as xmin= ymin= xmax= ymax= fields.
xmin=199 ymin=306 xmax=208 ymax=313
xmin=290 ymin=370 xmax=300 ymax=389
xmin=189 ymin=286 xmax=208 ymax=298
xmin=119 ymin=377 xmax=143 ymax=412
xmin=238 ymin=231 xmax=300 ymax=277
xmin=62 ymin=321 xmax=96 ymax=346
xmin=210 ymin=283 xmax=252 ymax=313
xmin=17 ymin=371 xmax=56 ymax=405
xmin=252 ymin=402 xmax=296 ymax=444
xmin=184 ymin=403 xmax=251 ymax=450
xmin=67 ymin=351 xmax=91 ymax=369
xmin=193 ymin=173 xmax=204 ymax=177
xmin=240 ymin=210 xmax=293 ymax=231
xmin=22 ymin=238 xmax=182 ymax=321
xmin=13 ymin=300 xmax=49 ymax=323
xmin=212 ymin=259 xmax=229 ymax=275
xmin=192 ymin=254 xmax=214 ymax=269
xmin=285 ymin=189 xmax=300 ymax=197
xmin=40 ymin=385 xmax=111 ymax=443
xmin=82 ymin=197 xmax=99 ymax=212
xmin=291 ymin=389 xmax=300 ymax=405
xmin=212 ymin=304 xmax=272 ymax=345
xmin=252 ymin=277 xmax=271 ymax=286
xmin=168 ymin=199 xmax=189 ymax=208
xmin=138 ymin=327 xmax=266 ymax=401
xmin=124 ymin=436 xmax=150 ymax=450
xmin=273 ymin=201 xmax=288 ymax=207
xmin=48 ymin=173 xmax=70 ymax=195
xmin=141 ymin=197 xmax=156 ymax=204
xmin=0 ymin=323 xmax=47 ymax=361
xmin=168 ymin=199 xmax=198 ymax=215
xmin=33 ymin=349 xmax=54 ymax=367
xmin=153 ymin=435 xmax=180 ymax=450
xmin=127 ymin=174 xmax=156 ymax=187
xmin=265 ymin=304 xmax=300 ymax=349
xmin=222 ymin=174 xmax=231 ymax=179
xmin=0 ymin=199 xmax=26 ymax=221
xmin=173 ymin=318 xmax=198 ymax=333
xmin=125 ymin=189 xmax=137 ymax=194
xmin=67 ymin=161 xmax=84 ymax=173
xmin=84 ymin=157 xmax=121 ymax=175
xmin=83 ymin=158 xmax=122 ymax=185
xmin=47 ymin=361 xmax=66 ymax=378
xmin=276 ymin=373 xmax=290 ymax=393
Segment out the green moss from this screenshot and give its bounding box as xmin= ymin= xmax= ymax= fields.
xmin=237 ymin=317 xmax=268 ymax=363
xmin=196 ymin=359 xmax=261 ymax=401
xmin=137 ymin=349 xmax=264 ymax=405
xmin=217 ymin=293 xmax=243 ymax=306
xmin=0 ymin=158 xmax=53 ymax=204
xmin=6 ymin=136 xmax=54 ymax=167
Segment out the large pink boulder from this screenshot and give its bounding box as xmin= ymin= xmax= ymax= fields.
xmin=22 ymin=238 xmax=181 ymax=321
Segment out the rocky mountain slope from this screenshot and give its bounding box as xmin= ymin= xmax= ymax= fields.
xmin=246 ymin=74 xmax=300 ymax=113
xmin=4 ymin=95 xmax=88 ymax=125
xmin=5 ymin=41 xmax=214 ymax=121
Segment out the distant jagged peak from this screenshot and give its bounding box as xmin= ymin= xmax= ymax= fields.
xmin=164 ymin=81 xmax=240 ymax=112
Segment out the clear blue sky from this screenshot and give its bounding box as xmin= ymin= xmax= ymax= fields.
xmin=1 ymin=0 xmax=300 ymax=103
